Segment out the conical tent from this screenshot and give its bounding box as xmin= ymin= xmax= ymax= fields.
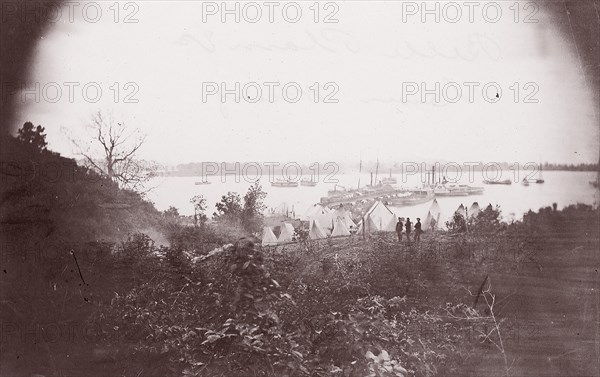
xmin=365 ymin=201 xmax=396 ymax=232
xmin=422 ymin=211 xmax=434 ymax=230
xmin=308 ymin=220 xmax=327 ymax=240
xmin=356 ymin=217 xmax=371 ymax=235
xmin=277 ymin=223 xmax=295 ymax=243
xmin=332 ymin=207 xmax=357 ymax=230
xmin=304 ymin=204 xmax=331 ymax=220
xmin=314 ymin=212 xmax=335 ymax=234
xmin=429 ymin=199 xmax=441 ymax=217
xmin=331 ymin=217 xmax=351 ymax=237
xmin=455 ymin=204 xmax=467 ymax=218
xmin=469 ymin=202 xmax=481 ymax=218
xmin=261 ymin=226 xmax=278 ymax=246
xmin=305 ymin=204 xmax=334 ymax=233
xmin=364 ymin=215 xmax=380 ymax=234
xmin=383 ymin=216 xmax=398 ymax=232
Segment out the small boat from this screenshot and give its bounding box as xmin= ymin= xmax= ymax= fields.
xmin=382 ymin=168 xmax=397 ymax=185
xmin=521 ymin=178 xmax=530 ymax=186
xmin=386 ymin=189 xmax=434 ymax=207
xmin=535 ymin=163 xmax=545 ymax=183
xmin=195 ymin=180 xmax=211 ymax=185
xmin=483 ymin=179 xmax=512 ymax=185
xmin=433 ymin=184 xmax=469 ymax=196
xmin=300 ymin=178 xmax=317 ymax=187
xmin=460 ymin=185 xmax=485 ymax=195
xmin=271 ymin=179 xmax=299 ymax=188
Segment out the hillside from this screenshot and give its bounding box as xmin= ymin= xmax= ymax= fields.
xmin=1 ymin=136 xmax=598 ymax=376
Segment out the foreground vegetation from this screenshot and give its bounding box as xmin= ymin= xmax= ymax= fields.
xmin=1 ymin=131 xmax=598 ymax=376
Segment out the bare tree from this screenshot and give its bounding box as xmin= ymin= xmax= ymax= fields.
xmin=72 ymin=110 xmax=154 ymax=192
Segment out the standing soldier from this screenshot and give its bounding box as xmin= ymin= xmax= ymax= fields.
xmin=414 ymin=218 xmax=422 ymax=242
xmin=395 ymin=217 xmax=403 ymax=242
xmin=405 ymin=217 xmax=412 ymax=242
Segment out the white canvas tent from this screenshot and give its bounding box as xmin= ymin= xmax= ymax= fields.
xmin=426 ymin=198 xmax=443 ymax=228
xmin=429 ymin=198 xmax=442 ymax=218
xmin=331 ymin=207 xmax=357 ymax=230
xmin=383 ymin=216 xmax=398 ymax=232
xmin=469 ymin=202 xmax=481 ymax=218
xmin=261 ymin=226 xmax=278 ymax=246
xmin=277 ymin=223 xmax=295 ymax=243
xmin=367 ymin=201 xmax=397 ymax=232
xmin=422 ymin=211 xmax=434 ymax=230
xmin=308 ymin=219 xmax=327 ymax=239
xmin=304 ymin=204 xmax=335 ymax=233
xmin=331 ymin=217 xmax=351 ymax=237
xmin=358 ymin=201 xmax=397 ymax=234
xmin=314 ymin=213 xmax=335 ymax=234
xmin=455 ymin=204 xmax=467 ymax=218
xmin=304 ymin=204 xmax=331 ymax=220
xmin=357 ymin=214 xmax=380 ymax=235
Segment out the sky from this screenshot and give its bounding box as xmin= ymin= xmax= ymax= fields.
xmin=11 ymin=0 xmax=599 ymax=165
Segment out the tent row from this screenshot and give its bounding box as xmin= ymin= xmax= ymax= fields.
xmin=304 ymin=205 xmax=356 ymax=230
xmin=455 ymin=202 xmax=484 ymax=218
xmin=307 ymin=201 xmax=407 ymax=237
xmin=261 ymin=222 xmax=296 ymax=246
xmin=304 ymin=204 xmax=358 ymax=239
xmin=263 ymin=204 xmax=360 ymax=244
xmin=307 ymin=211 xmax=357 ymax=239
xmin=421 ymin=201 xmax=491 ymax=231
xmin=265 ymin=200 xmax=496 ymax=245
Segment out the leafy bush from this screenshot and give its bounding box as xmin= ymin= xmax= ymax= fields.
xmin=470 ymin=205 xmax=502 ymax=233
xmin=446 ymin=213 xmax=467 ymax=233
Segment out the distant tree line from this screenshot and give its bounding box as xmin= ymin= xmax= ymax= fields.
xmin=156 ymin=160 xmax=599 ymax=177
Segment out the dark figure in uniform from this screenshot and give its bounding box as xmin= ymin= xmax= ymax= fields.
xmin=414 ymin=218 xmax=422 ymax=242
xmin=395 ymin=217 xmax=403 ymax=241
xmin=405 ymin=218 xmax=412 ymax=242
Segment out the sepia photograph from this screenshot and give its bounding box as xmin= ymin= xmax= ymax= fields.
xmin=0 ymin=0 xmax=599 ymax=376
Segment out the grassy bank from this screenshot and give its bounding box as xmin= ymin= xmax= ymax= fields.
xmin=1 ymin=136 xmax=598 ymax=376
xmin=3 ymin=203 xmax=597 ymax=376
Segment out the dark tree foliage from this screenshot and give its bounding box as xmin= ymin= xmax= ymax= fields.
xmin=213 ymin=182 xmax=267 ymax=234
xmin=446 ymin=212 xmax=468 ymax=233
xmin=470 ymin=205 xmax=502 ymax=233
xmin=190 ymin=195 xmax=208 ymax=227
xmin=213 ymin=191 xmax=243 ymax=222
xmin=16 ymin=121 xmax=47 ymax=151
xmin=242 ymin=181 xmax=267 ymax=233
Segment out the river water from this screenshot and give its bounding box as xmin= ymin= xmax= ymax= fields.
xmin=145 ymin=171 xmax=599 ymax=224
